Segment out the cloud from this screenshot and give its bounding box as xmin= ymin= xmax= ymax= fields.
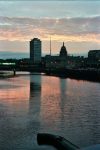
xmin=0 ymin=16 xmax=100 ymax=43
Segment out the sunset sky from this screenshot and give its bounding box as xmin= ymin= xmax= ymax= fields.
xmin=0 ymin=0 xmax=100 ymax=58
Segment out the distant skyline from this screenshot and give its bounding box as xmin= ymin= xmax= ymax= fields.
xmin=0 ymin=1 xmax=100 ymax=58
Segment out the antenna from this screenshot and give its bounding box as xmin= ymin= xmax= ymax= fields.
xmin=50 ymin=37 xmax=51 ymax=56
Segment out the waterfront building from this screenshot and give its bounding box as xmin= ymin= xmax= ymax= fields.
xmin=88 ymin=50 xmax=100 ymax=60
xmin=59 ymin=42 xmax=67 ymax=58
xmin=67 ymin=56 xmax=84 ymax=68
xmin=87 ymin=50 xmax=100 ymax=68
xmin=44 ymin=55 xmax=62 ymax=68
xmin=59 ymin=42 xmax=68 ymax=68
xmin=44 ymin=42 xmax=68 ymax=69
xmin=43 ymin=42 xmax=86 ymax=69
xmin=30 ymin=38 xmax=41 ymax=64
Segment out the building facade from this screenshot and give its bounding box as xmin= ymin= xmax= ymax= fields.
xmin=88 ymin=50 xmax=100 ymax=60
xmin=30 ymin=38 xmax=41 ymax=64
xmin=44 ymin=42 xmax=68 ymax=69
xmin=59 ymin=42 xmax=67 ymax=58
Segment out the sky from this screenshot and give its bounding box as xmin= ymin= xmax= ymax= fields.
xmin=0 ymin=0 xmax=100 ymax=58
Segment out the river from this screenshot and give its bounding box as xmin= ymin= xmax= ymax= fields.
xmin=0 ymin=74 xmax=100 ymax=150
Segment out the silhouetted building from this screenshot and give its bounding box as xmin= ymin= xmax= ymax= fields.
xmin=67 ymin=56 xmax=84 ymax=68
xmin=87 ymin=50 xmax=100 ymax=68
xmin=43 ymin=42 xmax=86 ymax=69
xmin=43 ymin=42 xmax=69 ymax=68
xmin=30 ymin=38 xmax=41 ymax=64
xmin=44 ymin=55 xmax=61 ymax=68
xmin=88 ymin=50 xmax=100 ymax=60
xmin=59 ymin=42 xmax=67 ymax=58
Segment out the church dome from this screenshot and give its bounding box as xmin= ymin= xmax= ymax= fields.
xmin=59 ymin=42 xmax=67 ymax=57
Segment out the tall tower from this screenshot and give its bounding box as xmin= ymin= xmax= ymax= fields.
xmin=30 ymin=38 xmax=41 ymax=64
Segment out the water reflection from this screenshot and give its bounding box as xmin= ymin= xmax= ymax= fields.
xmin=40 ymin=76 xmax=62 ymax=133
xmin=0 ymin=75 xmax=100 ymax=150
xmin=29 ymin=75 xmax=41 ymax=114
xmin=0 ymin=77 xmax=30 ymax=150
xmin=28 ymin=75 xmax=41 ymax=134
xmin=28 ymin=75 xmax=55 ymax=150
xmin=59 ymin=79 xmax=67 ymax=132
xmin=58 ymin=79 xmax=100 ymax=147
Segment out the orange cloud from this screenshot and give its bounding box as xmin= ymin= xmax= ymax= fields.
xmin=45 ymin=34 xmax=100 ymax=43
xmin=0 ymin=28 xmax=100 ymax=44
xmin=0 ymin=16 xmax=100 ymax=44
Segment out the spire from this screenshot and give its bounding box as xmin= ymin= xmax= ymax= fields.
xmin=63 ymin=42 xmax=64 ymax=46
xmin=50 ymin=37 xmax=51 ymax=56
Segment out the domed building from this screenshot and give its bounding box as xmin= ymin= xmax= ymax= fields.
xmin=59 ymin=42 xmax=67 ymax=58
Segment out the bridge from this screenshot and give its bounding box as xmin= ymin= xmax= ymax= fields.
xmin=0 ymin=62 xmax=46 ymax=77
xmin=0 ymin=62 xmax=100 ymax=82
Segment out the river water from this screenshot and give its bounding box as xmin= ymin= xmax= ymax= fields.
xmin=0 ymin=74 xmax=100 ymax=150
